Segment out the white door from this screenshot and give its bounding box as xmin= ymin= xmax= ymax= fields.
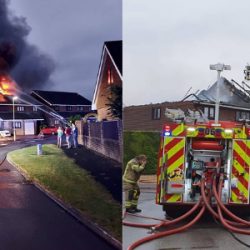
xmin=25 ymin=122 xmax=34 ymax=135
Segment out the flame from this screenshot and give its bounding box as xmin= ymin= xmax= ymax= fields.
xmin=0 ymin=75 xmax=17 ymax=95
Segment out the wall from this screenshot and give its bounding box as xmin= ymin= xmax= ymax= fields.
xmin=124 ymin=101 xmax=195 ymax=131
xmin=76 ymin=120 xmax=122 ymax=163
xmin=124 ymin=101 xmax=242 ymax=131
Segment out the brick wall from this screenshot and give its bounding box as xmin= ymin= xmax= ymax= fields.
xmin=76 ymin=120 xmax=122 ymax=163
xmin=124 ymin=101 xmax=195 ymax=131
xmin=124 ymin=101 xmax=243 ymax=131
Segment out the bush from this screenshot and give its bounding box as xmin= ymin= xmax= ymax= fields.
xmin=123 ymin=131 xmax=161 ymax=175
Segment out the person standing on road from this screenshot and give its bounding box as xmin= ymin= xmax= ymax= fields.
xmin=57 ymin=126 xmax=63 ymax=148
xmin=123 ymin=155 xmax=147 ymax=213
xmin=72 ymin=124 xmax=78 ymax=148
xmin=65 ymin=125 xmax=72 ymax=149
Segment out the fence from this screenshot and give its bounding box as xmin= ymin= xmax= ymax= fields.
xmin=76 ymin=120 xmax=122 ymax=163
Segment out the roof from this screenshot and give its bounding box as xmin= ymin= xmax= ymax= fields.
xmin=30 ymin=90 xmax=91 ymax=106
xmin=0 ymin=112 xmax=44 ymax=120
xmin=104 ymin=41 xmax=122 ymax=75
xmin=0 ymin=92 xmax=42 ymax=105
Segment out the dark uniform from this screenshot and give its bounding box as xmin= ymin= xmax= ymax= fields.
xmin=123 ymin=157 xmax=145 ymax=213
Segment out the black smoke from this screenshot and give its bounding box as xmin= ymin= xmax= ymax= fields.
xmin=0 ymin=0 xmax=55 ymax=91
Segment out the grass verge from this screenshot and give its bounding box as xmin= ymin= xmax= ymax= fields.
xmin=8 ymin=144 xmax=121 ymax=241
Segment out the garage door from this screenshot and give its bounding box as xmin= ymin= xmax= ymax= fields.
xmin=25 ymin=122 xmax=34 ymax=135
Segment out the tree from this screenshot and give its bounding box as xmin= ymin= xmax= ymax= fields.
xmin=68 ymin=114 xmax=82 ymax=124
xmin=105 ymin=85 xmax=122 ymax=119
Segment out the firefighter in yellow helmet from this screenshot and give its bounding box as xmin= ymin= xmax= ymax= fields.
xmin=123 ymin=155 xmax=147 ymax=213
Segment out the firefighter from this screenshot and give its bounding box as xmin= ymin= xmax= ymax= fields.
xmin=123 ymin=155 xmax=147 ymax=213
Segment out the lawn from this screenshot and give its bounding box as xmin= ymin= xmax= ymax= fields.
xmin=8 ymin=144 xmax=122 ymax=241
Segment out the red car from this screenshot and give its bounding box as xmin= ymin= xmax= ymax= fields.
xmin=40 ymin=125 xmax=62 ymax=135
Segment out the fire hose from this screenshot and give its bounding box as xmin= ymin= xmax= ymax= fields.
xmin=124 ymin=172 xmax=250 ymax=250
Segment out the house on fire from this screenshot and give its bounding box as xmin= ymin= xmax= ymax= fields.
xmin=92 ymin=40 xmax=122 ymax=121
xmin=124 ymin=77 xmax=250 ymax=131
xmin=30 ymin=90 xmax=93 ymax=126
xmin=0 ymin=92 xmax=44 ymax=135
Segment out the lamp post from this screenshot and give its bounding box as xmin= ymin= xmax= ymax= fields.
xmin=209 ymin=63 xmax=231 ymax=124
xmin=13 ymin=96 xmax=18 ymax=141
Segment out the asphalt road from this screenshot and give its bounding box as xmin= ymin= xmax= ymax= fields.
xmin=0 ymin=138 xmax=117 ymax=250
xmin=123 ymin=184 xmax=250 ymax=250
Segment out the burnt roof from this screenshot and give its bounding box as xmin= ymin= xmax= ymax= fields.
xmin=104 ymin=41 xmax=122 ymax=75
xmin=31 ymin=90 xmax=91 ymax=105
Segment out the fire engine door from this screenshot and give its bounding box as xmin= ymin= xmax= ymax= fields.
xmin=160 ymin=137 xmax=185 ymax=203
xmin=230 ymin=140 xmax=250 ymax=204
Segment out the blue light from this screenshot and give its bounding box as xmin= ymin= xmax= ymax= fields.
xmin=164 ymin=132 xmax=171 ymax=136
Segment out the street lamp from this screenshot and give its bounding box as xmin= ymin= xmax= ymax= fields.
xmin=210 ymin=63 xmax=231 ymax=124
xmin=13 ymin=96 xmax=18 ymax=141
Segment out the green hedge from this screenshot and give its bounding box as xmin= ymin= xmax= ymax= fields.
xmin=123 ymin=131 xmax=161 ymax=175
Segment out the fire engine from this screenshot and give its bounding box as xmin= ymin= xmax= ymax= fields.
xmin=156 ymin=108 xmax=250 ymax=216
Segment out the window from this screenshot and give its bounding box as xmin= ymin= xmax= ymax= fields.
xmin=12 ymin=122 xmax=21 ymax=128
xmin=153 ymin=108 xmax=161 ymax=120
xmin=77 ymin=106 xmax=83 ymax=111
xmin=0 ymin=106 xmax=8 ymax=111
xmin=33 ymin=106 xmax=37 ymax=111
xmin=54 ymin=106 xmax=59 ymax=111
xmin=107 ymin=69 xmax=114 ymax=86
xmin=236 ymin=111 xmax=250 ymax=121
xmin=17 ymin=106 xmax=24 ymax=112
xmin=204 ymin=107 xmax=215 ymax=119
xmin=66 ymin=106 xmax=72 ymax=111
xmin=55 ymin=120 xmax=59 ymax=125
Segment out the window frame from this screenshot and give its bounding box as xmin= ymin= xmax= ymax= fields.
xmin=66 ymin=106 xmax=72 ymax=111
xmin=12 ymin=122 xmax=21 ymax=128
xmin=152 ymin=108 xmax=161 ymax=120
xmin=204 ymin=106 xmax=215 ymax=119
xmin=17 ymin=106 xmax=25 ymax=112
xmin=236 ymin=111 xmax=250 ymax=121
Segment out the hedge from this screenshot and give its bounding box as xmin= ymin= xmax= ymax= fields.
xmin=123 ymin=131 xmax=161 ymax=175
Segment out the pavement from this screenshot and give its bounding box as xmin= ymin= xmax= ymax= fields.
xmin=123 ymin=178 xmax=250 ymax=250
xmin=0 ymin=137 xmax=121 ymax=250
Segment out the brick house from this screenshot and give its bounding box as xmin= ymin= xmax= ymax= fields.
xmin=0 ymin=93 xmax=44 ymax=135
xmin=92 ymin=41 xmax=122 ymax=121
xmin=30 ymin=90 xmax=92 ymax=126
xmin=124 ymin=77 xmax=250 ymax=131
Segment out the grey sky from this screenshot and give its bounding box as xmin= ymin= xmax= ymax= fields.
xmin=123 ymin=0 xmax=250 ymax=106
xmin=9 ymin=0 xmax=122 ymax=101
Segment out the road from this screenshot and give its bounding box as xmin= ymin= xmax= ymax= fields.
xmin=0 ymin=137 xmax=117 ymax=250
xmin=123 ymin=184 xmax=250 ymax=250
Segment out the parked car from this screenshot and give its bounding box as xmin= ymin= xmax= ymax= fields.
xmin=40 ymin=125 xmax=61 ymax=135
xmin=0 ymin=127 xmax=11 ymax=137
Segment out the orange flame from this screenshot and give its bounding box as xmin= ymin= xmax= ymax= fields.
xmin=0 ymin=75 xmax=17 ymax=95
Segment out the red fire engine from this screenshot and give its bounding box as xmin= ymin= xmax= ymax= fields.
xmin=156 ymin=109 xmax=250 ymax=216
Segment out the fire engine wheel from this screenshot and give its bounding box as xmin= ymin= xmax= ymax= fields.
xmin=52 ymin=132 xmax=55 ymax=135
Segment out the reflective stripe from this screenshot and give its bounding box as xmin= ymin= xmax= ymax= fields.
xmin=123 ymin=177 xmax=136 ymax=184
xmin=131 ymin=165 xmax=144 ymax=171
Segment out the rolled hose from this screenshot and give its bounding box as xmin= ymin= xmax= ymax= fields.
xmin=126 ymin=203 xmax=206 ymax=250
xmin=200 ymin=178 xmax=245 ymax=227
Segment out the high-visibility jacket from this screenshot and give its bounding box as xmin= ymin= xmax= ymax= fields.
xmin=123 ymin=158 xmax=145 ymax=184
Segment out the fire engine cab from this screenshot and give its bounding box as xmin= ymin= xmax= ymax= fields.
xmin=156 ymin=108 xmax=250 ymax=215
